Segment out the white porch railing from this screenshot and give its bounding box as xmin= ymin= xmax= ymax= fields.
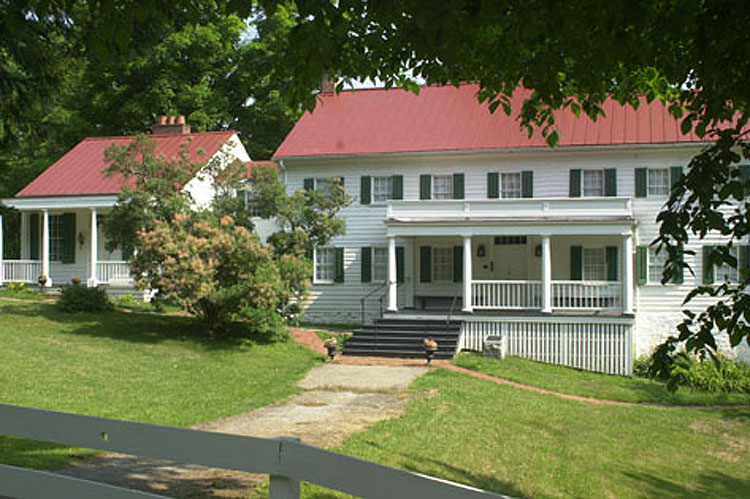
xmin=552 ymin=281 xmax=621 ymax=309
xmin=0 ymin=403 xmax=504 ymax=499
xmin=97 ymin=261 xmax=133 ymax=286
xmin=1 ymin=260 xmax=42 ymax=283
xmin=472 ymin=280 xmax=542 ymax=310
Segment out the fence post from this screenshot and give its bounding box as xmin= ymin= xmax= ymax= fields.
xmin=271 ymin=437 xmax=301 ymax=499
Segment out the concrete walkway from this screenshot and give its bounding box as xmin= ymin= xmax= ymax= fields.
xmin=59 ymin=360 xmax=429 ymax=497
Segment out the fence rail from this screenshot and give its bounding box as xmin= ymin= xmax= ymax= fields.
xmin=1 ymin=260 xmax=42 ymax=283
xmin=0 ymin=403 xmax=505 ymax=499
xmin=552 ymin=281 xmax=621 ymax=310
xmin=461 ymin=320 xmax=633 ymax=375
xmin=472 ymin=280 xmax=541 ymax=310
xmin=97 ymin=261 xmax=133 ymax=286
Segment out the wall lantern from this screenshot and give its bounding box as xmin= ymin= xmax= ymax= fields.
xmin=535 ymin=244 xmax=542 ymax=257
xmin=78 ymin=232 xmax=85 ymax=248
xmin=477 ymin=244 xmax=486 ymax=258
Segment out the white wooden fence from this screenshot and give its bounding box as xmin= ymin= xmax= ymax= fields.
xmin=97 ymin=261 xmax=133 ymax=286
xmin=1 ymin=260 xmax=42 ymax=283
xmin=472 ymin=280 xmax=542 ymax=310
xmin=552 ymin=281 xmax=621 ymax=310
xmin=461 ymin=320 xmax=633 ymax=375
xmin=0 ymin=403 xmax=506 ymax=499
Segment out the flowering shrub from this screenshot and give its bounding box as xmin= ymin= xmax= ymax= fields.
xmin=135 ymin=213 xmax=310 ymax=339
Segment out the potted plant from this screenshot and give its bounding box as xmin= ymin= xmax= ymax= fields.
xmin=324 ymin=337 xmax=338 ymax=361
xmin=423 ymin=336 xmax=438 ymax=365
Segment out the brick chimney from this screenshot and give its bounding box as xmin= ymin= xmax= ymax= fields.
xmin=152 ymin=115 xmax=191 ymax=135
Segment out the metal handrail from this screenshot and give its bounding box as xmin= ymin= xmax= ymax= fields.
xmin=446 ymin=288 xmax=461 ymax=333
xmin=360 ymin=281 xmax=388 ymax=327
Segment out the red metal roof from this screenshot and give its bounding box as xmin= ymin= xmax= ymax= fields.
xmin=274 ymin=84 xmax=704 ymax=158
xmin=16 ymin=131 xmax=236 ymax=197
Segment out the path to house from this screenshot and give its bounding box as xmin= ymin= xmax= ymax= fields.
xmin=58 ymin=330 xmax=430 ymax=498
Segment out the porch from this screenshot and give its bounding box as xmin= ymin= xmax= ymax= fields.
xmin=383 ymin=197 xmax=635 ymax=315
xmin=0 ymin=198 xmax=134 ymax=288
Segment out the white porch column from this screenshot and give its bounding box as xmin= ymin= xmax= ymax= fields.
xmin=0 ymin=214 xmax=4 ymax=286
xmin=88 ymin=208 xmax=98 ymax=287
xmin=41 ymin=209 xmax=51 ymax=287
xmin=387 ymin=235 xmax=398 ymax=312
xmin=541 ymin=234 xmax=552 ymax=313
xmin=462 ymin=235 xmax=473 ymax=313
xmin=623 ymin=232 xmax=634 ymax=314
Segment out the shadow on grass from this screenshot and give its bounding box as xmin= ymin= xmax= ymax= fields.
xmin=624 ymin=470 xmax=750 ymax=498
xmin=352 ymin=440 xmax=523 ymax=498
xmin=0 ymin=301 xmax=273 ymax=352
xmin=721 ymin=408 xmax=750 ymax=422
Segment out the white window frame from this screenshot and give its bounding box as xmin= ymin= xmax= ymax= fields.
xmin=372 ymin=247 xmax=388 ymax=282
xmin=647 ymin=168 xmax=670 ymax=197
xmin=371 ymin=176 xmax=393 ymax=204
xmin=647 ymin=247 xmax=669 ymax=284
xmin=501 ymin=172 xmax=522 ymax=199
xmin=582 ymin=169 xmax=605 ymax=197
xmin=715 ymin=247 xmax=739 ymax=283
xmin=582 ymin=247 xmax=606 ymax=281
xmin=244 ymin=187 xmax=261 ymax=217
xmin=432 ymin=174 xmax=453 ymax=200
xmin=49 ymin=214 xmax=64 ymax=263
xmin=432 ymin=246 xmax=453 ymax=282
xmin=315 ymin=177 xmax=343 ymax=194
xmin=314 ymin=247 xmax=335 ymax=284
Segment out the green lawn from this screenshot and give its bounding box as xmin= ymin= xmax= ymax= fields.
xmin=307 ymin=369 xmax=750 ymax=498
xmin=0 ymin=298 xmax=321 ymax=469
xmin=454 ymin=353 xmax=750 ymax=406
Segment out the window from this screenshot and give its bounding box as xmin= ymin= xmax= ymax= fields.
xmin=648 ymin=247 xmax=668 ymax=283
xmin=315 ymin=248 xmax=335 ymax=283
xmin=244 ymin=188 xmax=261 ymax=217
xmin=432 ymin=247 xmax=453 ymax=281
xmin=583 ymin=248 xmax=606 ymax=280
xmin=432 ymin=174 xmax=453 ymax=200
xmin=372 ymin=176 xmax=393 ymax=203
xmin=582 ymin=170 xmax=604 ymax=197
xmin=49 ymin=215 xmax=64 ymax=262
xmin=501 ymin=173 xmax=522 ymax=199
xmin=648 ymin=168 xmax=670 ymax=197
xmin=494 ymin=236 xmax=527 ymax=245
xmin=315 ymin=177 xmax=342 ymax=193
xmin=372 ymin=247 xmax=388 ymax=281
xmin=716 ymin=247 xmax=739 ymax=283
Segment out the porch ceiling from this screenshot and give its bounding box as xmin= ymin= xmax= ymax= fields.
xmin=385 ymin=218 xmax=634 ymax=237
xmin=1 ymin=195 xmax=118 ymax=211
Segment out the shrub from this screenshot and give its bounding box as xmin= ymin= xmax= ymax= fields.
xmin=58 ymin=283 xmax=113 ymax=313
xmin=638 ymin=350 xmax=750 ymax=393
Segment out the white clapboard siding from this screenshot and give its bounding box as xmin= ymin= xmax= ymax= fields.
xmin=460 ymin=319 xmax=634 ymax=376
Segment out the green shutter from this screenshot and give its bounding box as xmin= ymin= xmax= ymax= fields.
xmin=392 ymin=175 xmax=403 ymax=200
xmin=570 ymin=245 xmax=582 ymax=280
xmin=303 ymin=178 xmax=314 ymax=191
xmin=569 ymin=169 xmax=581 ymax=197
xmin=29 ymin=213 xmax=40 ymax=260
xmin=670 ymin=166 xmax=683 ymax=191
xmin=702 ymin=245 xmax=714 ymax=285
xmin=361 ymin=247 xmax=372 ymax=282
xmin=673 ymin=245 xmax=684 ymax=284
xmin=453 ymin=173 xmax=464 ymax=199
xmin=61 ymin=213 xmax=76 ymax=264
xmin=360 ymin=176 xmax=371 ymax=205
xmin=635 ymin=168 xmax=647 ymax=198
xmin=334 ymin=248 xmax=344 ymax=283
xmin=739 ymin=245 xmax=750 ymax=278
xmin=420 ymin=246 xmax=432 ymax=283
xmin=605 ymin=168 xmax=617 ymax=196
xmin=420 ymin=175 xmax=431 ymax=200
xmin=606 ymin=246 xmax=618 ymax=281
xmin=396 ymin=246 xmax=405 ymax=283
xmin=636 ymin=246 xmax=648 ymax=285
xmin=487 ymin=172 xmax=499 ymax=199
xmin=521 ymin=171 xmax=533 ymax=198
xmin=453 ymin=245 xmax=463 ymax=282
